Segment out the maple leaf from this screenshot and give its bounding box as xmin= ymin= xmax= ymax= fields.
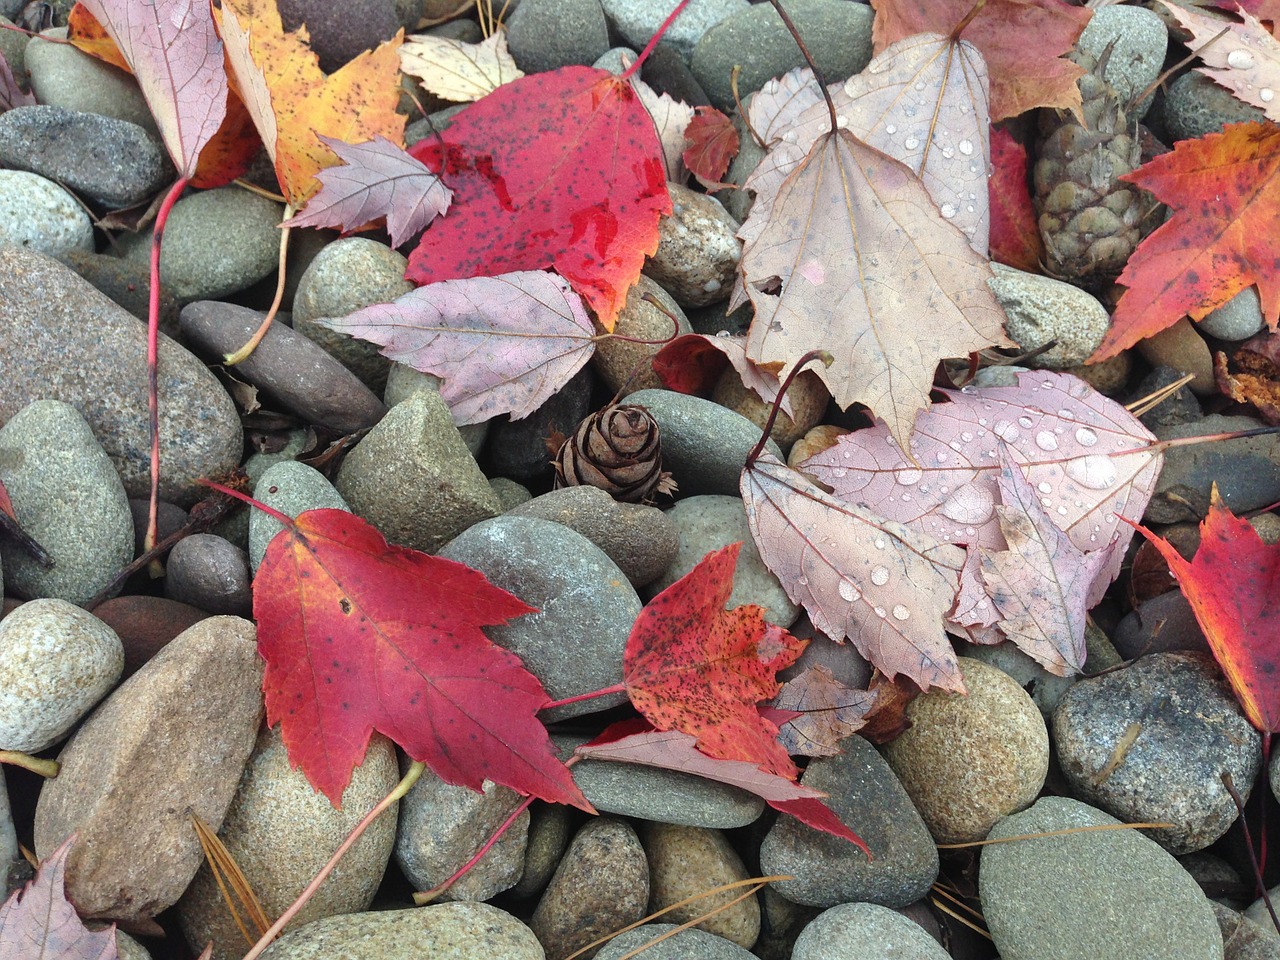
xmin=1215 ymin=330 xmax=1280 ymax=423
xmin=406 ymin=65 xmax=672 ymax=331
xmin=682 ymin=105 xmax=739 ymax=188
xmin=1165 ymin=1 xmax=1280 ymax=121
xmin=773 ymin=664 xmax=879 ymax=757
xmin=399 ymin=29 xmax=524 ymax=103
xmin=0 ymin=836 xmax=117 ymax=960
xmin=989 ymin=126 xmax=1044 ymax=272
xmin=0 ymin=53 xmax=32 ymax=113
xmin=737 ymin=127 xmax=1009 ymax=449
xmin=217 ymin=0 xmax=406 ymax=206
xmin=742 ymin=452 xmax=968 ymax=693
xmin=803 ymin=371 xmax=1162 ymax=607
xmin=979 ymin=450 xmax=1114 ymax=675
xmin=650 ymin=332 xmax=795 ymax=417
xmin=1128 ymin=488 xmax=1280 ymax=733
xmin=253 ymin=507 xmax=590 ymax=810
xmin=623 ymin=544 xmax=807 ymax=778
xmin=1092 ymin=122 xmax=1280 ymax=361
xmin=869 ymin=0 xmax=1091 ymax=121
xmin=283 ymin=135 xmax=452 ymax=247
xmin=576 ymin=719 xmax=868 ymax=851
xmin=319 ymin=271 xmax=595 ymax=425
xmin=630 ymin=70 xmax=696 ymax=183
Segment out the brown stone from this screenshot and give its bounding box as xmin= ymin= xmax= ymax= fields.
xmin=90 ymin=595 xmax=210 ymax=678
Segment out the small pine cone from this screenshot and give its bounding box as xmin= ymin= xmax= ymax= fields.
xmin=1033 ymin=47 xmax=1143 ymax=286
xmin=552 ymin=404 xmax=671 ymax=503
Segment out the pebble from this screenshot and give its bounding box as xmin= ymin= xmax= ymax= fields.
xmin=643 ymin=824 xmax=758 ymax=946
xmin=243 ymin=428 xmax=314 ymax=486
xmin=531 ymin=817 xmax=650 ymax=960
xmin=644 ymin=183 xmax=741 ymax=307
xmin=117 ymin=186 xmax=284 ymax=302
xmin=791 ymin=902 xmax=951 ymax=960
xmin=1136 ymin=316 xmax=1216 ymax=394
xmin=90 ymin=595 xmax=209 ymax=678
xmin=1112 ymin=589 xmax=1209 ymax=660
xmin=1129 ymin=364 xmax=1203 ymax=430
xmin=180 ymin=300 xmax=388 ymax=435
xmin=954 ymin=637 xmax=1077 ymax=719
xmin=624 ymin=389 xmax=783 ymax=496
xmin=1065 ymin=349 xmax=1131 ymax=397
xmin=385 ymin=362 xmax=489 ymax=458
xmin=646 ymin=495 xmax=798 ymax=626
xmin=484 ymin=366 xmax=596 ymax=483
xmin=760 ymin=736 xmax=938 ymax=908
xmin=439 ymin=516 xmax=640 ymax=720
xmin=163 ymin=533 xmax=253 ymax=617
xmin=505 ymin=0 xmax=610 ymax=73
xmin=60 ymin=249 xmax=181 ymax=336
xmin=788 ymin=425 xmax=849 ymax=471
xmin=712 ymin=367 xmax=829 ymax=451
xmin=336 ymin=391 xmax=500 ymax=553
xmin=33 ymin=616 xmax=263 ymax=923
xmin=0 ymin=16 xmax=28 ymax=91
xmin=555 ymin=734 xmax=765 ymax=827
xmin=1164 ymin=71 xmax=1267 ymax=142
xmin=1075 ymin=5 xmax=1167 ymax=118
xmin=277 ymin=0 xmax=400 ymax=73
xmin=1214 ymin=903 xmax=1280 ymax=958
xmin=508 ymin=485 xmax=680 ymax=588
xmin=1244 ymin=887 xmax=1280 ymax=945
xmin=640 ymin=43 xmax=712 ymax=106
xmin=0 ymin=399 xmax=133 ymax=604
xmin=592 ymin=276 xmax=693 ymax=396
xmin=491 ymin=476 xmax=533 ymax=511
xmin=1199 ymin=287 xmax=1266 ymax=341
xmin=881 ymin=657 xmax=1049 ymax=843
xmin=177 ymin=727 xmax=400 ymax=960
xmin=0 ymin=169 xmax=93 ymax=257
xmin=596 ymin=924 xmax=757 ymax=960
xmin=24 ymin=29 xmax=157 ymax=135
xmin=1147 ymin=414 xmax=1280 ymax=523
xmin=249 ymin=460 xmax=351 ymax=571
xmin=292 ymin=237 xmax=413 ymax=394
xmin=0 ymin=775 xmax=14 ymax=864
xmin=1052 ymin=651 xmax=1261 ymax=854
xmin=593 ymin=46 xmax=639 ymax=75
xmin=603 ymin=0 xmax=747 ymax=60
xmin=0 ymin=105 xmax=172 ymax=209
xmin=257 ymin=901 xmax=545 ymax=960
xmin=513 ymin=803 xmax=572 ymax=899
xmin=987 ymin=264 xmax=1110 ymax=368
xmin=691 ymin=0 xmax=874 ymax=111
xmin=395 ymin=771 xmax=530 ymax=902
xmin=980 ymin=796 xmax=1224 ymax=960
xmin=0 ymin=599 xmax=123 ymax=753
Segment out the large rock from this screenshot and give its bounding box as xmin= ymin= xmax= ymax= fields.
xmin=33 ymin=617 xmax=264 ymax=923
xmin=0 ymin=247 xmax=242 ymax=506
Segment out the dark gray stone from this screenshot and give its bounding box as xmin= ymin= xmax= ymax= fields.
xmin=164 ymin=534 xmax=253 ymax=618
xmin=484 ymin=365 xmax=596 ymax=483
xmin=1128 ymin=365 xmax=1202 ymax=431
xmin=277 ymin=0 xmax=400 ymax=72
xmin=506 ymin=0 xmax=610 ymax=73
xmin=1164 ymin=71 xmax=1266 ymax=142
xmin=24 ymin=29 xmax=156 ymax=135
xmin=1147 ymin=415 xmax=1280 ymax=523
xmin=0 ymin=105 xmax=172 ymax=209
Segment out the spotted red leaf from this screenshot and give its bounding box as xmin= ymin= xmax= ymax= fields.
xmin=407 ymin=65 xmax=671 ymax=330
xmin=0 ymin=836 xmax=116 ymax=960
xmin=682 ymin=105 xmax=739 ymax=187
xmin=253 ymin=507 xmax=590 ymax=809
xmin=623 ymin=544 xmax=807 ymax=778
xmin=1128 ymin=489 xmax=1280 ymax=732
xmin=577 ymin=718 xmax=867 ymax=850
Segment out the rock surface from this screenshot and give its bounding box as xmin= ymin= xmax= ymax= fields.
xmin=791 ymin=902 xmax=951 ymax=960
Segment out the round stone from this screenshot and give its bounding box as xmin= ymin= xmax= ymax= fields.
xmin=0 ymin=169 xmax=93 ymax=257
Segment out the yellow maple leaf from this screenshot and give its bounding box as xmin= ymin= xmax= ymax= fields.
xmin=216 ymin=0 xmax=406 ymax=205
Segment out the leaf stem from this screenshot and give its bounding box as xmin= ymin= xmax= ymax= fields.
xmin=197 ymin=478 xmax=296 ymax=529
xmin=951 ymin=0 xmax=988 ymax=42
xmin=765 ymin=0 xmax=837 ymax=134
xmin=619 ymin=0 xmax=691 ymax=81
xmin=240 ymin=761 xmax=425 ymax=960
xmin=1146 ymin=425 xmax=1280 ymax=454
xmin=413 ymin=791 xmax=539 ymax=904
xmin=1221 ymin=769 xmax=1278 ymax=934
xmin=744 ymin=349 xmax=833 ymax=467
xmin=541 ymin=683 xmax=627 ymax=711
xmin=223 ymin=208 xmax=294 ymax=365
xmin=0 ymin=750 xmax=59 ymax=778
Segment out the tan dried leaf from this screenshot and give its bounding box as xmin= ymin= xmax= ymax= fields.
xmin=1163 ymin=1 xmax=1280 ymax=121
xmin=399 ymin=28 xmax=523 ymax=103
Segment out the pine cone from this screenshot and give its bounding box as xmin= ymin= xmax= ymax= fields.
xmin=552 ymin=404 xmax=674 ymax=503
xmin=1033 ymin=46 xmax=1143 ymax=287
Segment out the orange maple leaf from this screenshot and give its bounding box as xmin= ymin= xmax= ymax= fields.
xmin=215 ymin=0 xmax=406 ymax=206
xmin=1092 ymin=122 xmax=1280 ymax=361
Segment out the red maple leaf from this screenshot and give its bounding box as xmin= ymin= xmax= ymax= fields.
xmin=1127 ymin=488 xmax=1280 ymax=735
xmin=1093 ymin=122 xmax=1280 ymax=361
xmin=682 ymin=105 xmax=739 ymax=187
xmin=988 ymin=126 xmax=1044 ymax=272
xmin=623 ymin=544 xmax=807 ymax=778
xmin=253 ymin=507 xmax=590 ymax=810
xmin=407 ymin=65 xmax=672 ymax=330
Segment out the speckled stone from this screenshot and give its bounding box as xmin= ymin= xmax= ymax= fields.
xmin=1244 ymin=886 xmax=1280 ymax=945
xmin=249 ymin=461 xmax=351 ymax=572
xmin=0 ymin=169 xmax=93 ymax=256
xmin=0 ymin=599 xmax=123 ymax=753
xmin=596 ymin=924 xmax=757 ymax=960
xmin=531 ymin=817 xmax=650 ymax=960
xmin=1075 ymin=5 xmax=1167 ymax=118
xmin=1164 ymin=71 xmax=1266 ymax=142
xmin=791 ymin=903 xmax=951 ymax=960
xmin=257 ymin=902 xmax=544 ymax=960
xmin=980 ymin=797 xmax=1223 ymax=960
xmin=988 ymin=264 xmax=1109 ymax=368
xmin=603 ymin=0 xmax=747 ymax=60
xmin=178 ymin=727 xmax=400 ymax=960
xmin=384 ymin=362 xmax=489 ymax=458
xmin=1198 ymin=288 xmax=1266 ymax=341
xmin=292 ymin=237 xmax=413 ymax=394
xmin=644 ymin=183 xmax=740 ymax=307
xmin=505 ymin=0 xmax=610 ymax=73
xmin=1136 ymin=316 xmax=1216 ymax=394
xmin=647 ymin=495 xmax=798 ymax=626
xmin=513 ymin=803 xmax=572 ymax=899
xmin=1052 ymin=652 xmax=1261 ymax=854
xmin=881 ymin=657 xmax=1049 ymax=843
xmin=24 ymin=29 xmax=157 ymax=135
xmin=642 ymin=823 xmax=759 ymax=948
xmin=1212 ymin=903 xmax=1280 ymax=959
xmin=163 ymin=534 xmax=253 ymax=618
xmin=591 ymin=275 xmax=692 ymax=396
